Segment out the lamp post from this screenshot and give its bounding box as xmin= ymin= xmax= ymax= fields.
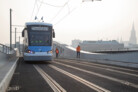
xmin=15 ymin=28 xmax=16 ymax=48
xmin=10 ymin=8 xmax=12 ymax=50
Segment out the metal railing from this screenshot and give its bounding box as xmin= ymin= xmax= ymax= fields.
xmin=0 ymin=44 xmax=15 ymax=54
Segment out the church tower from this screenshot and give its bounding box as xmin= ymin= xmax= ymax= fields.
xmin=129 ymin=22 xmax=137 ymax=44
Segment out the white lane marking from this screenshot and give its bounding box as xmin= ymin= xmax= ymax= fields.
xmin=53 ymin=61 xmax=138 ymax=89
xmin=49 ymin=65 xmax=110 ymax=92
xmin=34 ymin=65 xmax=66 ymax=92
xmin=58 ymin=59 xmax=138 ymax=73
xmin=80 ymin=61 xmax=138 ymax=73
xmin=55 ymin=59 xmax=138 ymax=77
xmin=56 ymin=59 xmax=138 ymax=75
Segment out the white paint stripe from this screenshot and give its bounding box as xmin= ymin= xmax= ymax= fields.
xmin=56 ymin=59 xmax=138 ymax=77
xmin=53 ymin=61 xmax=138 ymax=89
xmin=49 ymin=65 xmax=110 ymax=92
xmin=57 ymin=59 xmax=138 ymax=73
xmin=80 ymin=60 xmax=138 ymax=73
xmin=34 ymin=65 xmax=66 ymax=92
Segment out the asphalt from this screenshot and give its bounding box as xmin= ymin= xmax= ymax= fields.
xmin=7 ymin=58 xmax=53 ymax=92
xmin=7 ymin=58 xmax=138 ymax=92
xmin=54 ymin=59 xmax=138 ymax=84
xmin=63 ymin=58 xmax=138 ymax=74
xmin=52 ymin=60 xmax=138 ymax=92
xmin=39 ymin=64 xmax=95 ymax=92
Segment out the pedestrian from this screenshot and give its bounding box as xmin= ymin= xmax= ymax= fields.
xmin=55 ymin=48 xmax=59 ymax=58
xmin=76 ymin=45 xmax=81 ymax=58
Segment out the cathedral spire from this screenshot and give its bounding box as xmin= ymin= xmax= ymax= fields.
xmin=132 ymin=21 xmax=135 ymax=31
xmin=129 ymin=22 xmax=137 ymax=44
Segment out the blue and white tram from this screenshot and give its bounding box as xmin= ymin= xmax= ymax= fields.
xmin=22 ymin=22 xmax=55 ymax=61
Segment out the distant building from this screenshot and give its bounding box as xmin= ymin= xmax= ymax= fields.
xmin=122 ymin=41 xmax=129 ymax=47
xmin=71 ymin=39 xmax=82 ymax=48
xmin=80 ymin=40 xmax=124 ymax=52
xmin=129 ymin=23 xmax=137 ymax=45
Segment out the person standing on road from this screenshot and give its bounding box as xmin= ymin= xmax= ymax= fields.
xmin=76 ymin=45 xmax=81 ymax=58
xmin=55 ymin=48 xmax=59 ymax=58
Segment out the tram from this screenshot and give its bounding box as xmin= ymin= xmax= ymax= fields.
xmin=22 ymin=22 xmax=55 ymax=61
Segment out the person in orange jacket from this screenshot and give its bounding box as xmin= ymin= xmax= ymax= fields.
xmin=55 ymin=48 xmax=59 ymax=58
xmin=76 ymin=45 xmax=81 ymax=58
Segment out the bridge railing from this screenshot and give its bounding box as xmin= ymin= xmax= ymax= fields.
xmin=0 ymin=44 xmax=15 ymax=54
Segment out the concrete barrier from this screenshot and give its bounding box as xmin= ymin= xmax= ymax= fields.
xmin=0 ymin=51 xmax=19 ymax=92
xmin=0 ymin=53 xmax=9 ymax=68
xmin=54 ymin=43 xmax=138 ymax=68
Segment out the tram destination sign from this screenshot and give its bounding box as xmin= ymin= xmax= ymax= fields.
xmin=31 ymin=27 xmax=49 ymax=31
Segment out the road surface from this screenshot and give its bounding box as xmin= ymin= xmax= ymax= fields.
xmin=7 ymin=58 xmax=138 ymax=92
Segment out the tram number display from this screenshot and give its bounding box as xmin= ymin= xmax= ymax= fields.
xmin=31 ymin=27 xmax=49 ymax=31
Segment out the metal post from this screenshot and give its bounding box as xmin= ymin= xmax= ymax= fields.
xmin=8 ymin=47 xmax=10 ymax=54
xmin=15 ymin=28 xmax=16 ymax=48
xmin=3 ymin=45 xmax=4 ymax=53
xmin=6 ymin=46 xmax=7 ymax=54
xmin=7 ymin=47 xmax=8 ymax=54
xmin=19 ymin=36 xmax=20 ymax=54
xmin=10 ymin=9 xmax=12 ymax=50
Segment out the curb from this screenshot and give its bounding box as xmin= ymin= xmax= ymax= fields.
xmin=0 ymin=58 xmax=19 ymax=92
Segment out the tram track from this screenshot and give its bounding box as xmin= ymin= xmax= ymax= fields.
xmin=49 ymin=65 xmax=110 ymax=92
xmin=34 ymin=64 xmax=110 ymax=92
xmin=80 ymin=61 xmax=138 ymax=73
xmin=67 ymin=59 xmax=138 ymax=72
xmin=34 ymin=65 xmax=66 ymax=92
xmin=54 ymin=59 xmax=138 ymax=77
xmin=7 ymin=58 xmax=138 ymax=92
xmin=52 ymin=60 xmax=138 ymax=89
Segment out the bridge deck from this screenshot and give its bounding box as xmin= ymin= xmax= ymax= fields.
xmin=7 ymin=58 xmax=138 ymax=92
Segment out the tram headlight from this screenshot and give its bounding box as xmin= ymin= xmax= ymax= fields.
xmin=47 ymin=50 xmax=52 ymax=54
xmin=26 ymin=50 xmax=35 ymax=54
xmin=30 ymin=51 xmax=35 ymax=54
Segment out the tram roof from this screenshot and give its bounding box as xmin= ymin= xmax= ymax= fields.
xmin=25 ymin=22 xmax=52 ymax=26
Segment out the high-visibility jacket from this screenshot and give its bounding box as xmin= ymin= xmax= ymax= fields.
xmin=76 ymin=46 xmax=80 ymax=52
xmin=56 ymin=49 xmax=59 ymax=53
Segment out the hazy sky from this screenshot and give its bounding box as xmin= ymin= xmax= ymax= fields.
xmin=0 ymin=0 xmax=138 ymax=45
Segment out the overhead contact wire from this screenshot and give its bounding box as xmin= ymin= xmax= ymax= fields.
xmin=30 ymin=0 xmax=38 ymax=21
xmin=50 ymin=1 xmax=69 ymax=22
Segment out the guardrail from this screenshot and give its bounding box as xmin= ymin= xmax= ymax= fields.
xmin=0 ymin=44 xmax=15 ymax=54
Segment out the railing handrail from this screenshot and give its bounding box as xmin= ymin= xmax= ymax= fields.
xmin=0 ymin=43 xmax=15 ymax=54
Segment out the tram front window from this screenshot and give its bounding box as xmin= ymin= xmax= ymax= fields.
xmin=29 ymin=31 xmax=51 ymax=46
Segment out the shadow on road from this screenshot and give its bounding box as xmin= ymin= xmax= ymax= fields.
xmin=24 ymin=61 xmax=51 ymax=65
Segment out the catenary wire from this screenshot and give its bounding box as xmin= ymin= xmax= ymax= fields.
xmin=50 ymin=1 xmax=69 ymax=22
xmin=30 ymin=0 xmax=38 ymax=21
xmin=53 ymin=2 xmax=83 ymax=25
xmin=37 ymin=0 xmax=66 ymax=7
xmin=35 ymin=0 xmax=43 ymax=17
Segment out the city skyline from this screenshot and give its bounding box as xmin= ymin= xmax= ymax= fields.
xmin=0 ymin=0 xmax=138 ymax=45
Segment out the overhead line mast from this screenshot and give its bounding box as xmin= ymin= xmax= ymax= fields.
xmin=10 ymin=8 xmax=12 ymax=49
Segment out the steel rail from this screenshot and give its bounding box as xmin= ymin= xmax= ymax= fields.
xmin=54 ymin=59 xmax=138 ymax=77
xmin=49 ymin=65 xmax=110 ymax=92
xmin=53 ymin=61 xmax=138 ymax=89
xmin=34 ymin=65 xmax=66 ymax=92
xmin=55 ymin=59 xmax=138 ymax=73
